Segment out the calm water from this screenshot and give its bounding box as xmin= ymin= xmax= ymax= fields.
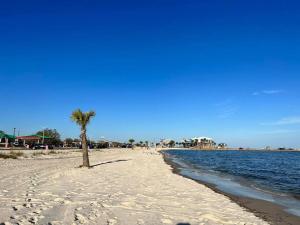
xmin=164 ymin=150 xmax=300 ymax=216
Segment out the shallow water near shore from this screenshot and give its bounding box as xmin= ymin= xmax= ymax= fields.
xmin=163 ymin=150 xmax=300 ymax=217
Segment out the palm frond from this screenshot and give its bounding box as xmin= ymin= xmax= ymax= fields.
xmin=83 ymin=111 xmax=96 ymax=125
xmin=71 ymin=109 xmax=96 ymax=128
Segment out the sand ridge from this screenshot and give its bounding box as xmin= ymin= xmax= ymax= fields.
xmin=0 ymin=149 xmax=268 ymax=225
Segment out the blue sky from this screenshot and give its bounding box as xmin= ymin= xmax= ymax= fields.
xmin=1 ymin=0 xmax=300 ymax=147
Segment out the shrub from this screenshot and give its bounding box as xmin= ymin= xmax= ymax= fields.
xmin=10 ymin=151 xmax=24 ymax=157
xmin=32 ymin=151 xmax=46 ymax=157
xmin=48 ymin=150 xmax=57 ymax=154
xmin=0 ymin=153 xmax=17 ymax=159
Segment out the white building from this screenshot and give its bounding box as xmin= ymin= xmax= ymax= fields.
xmin=160 ymin=139 xmax=175 ymax=148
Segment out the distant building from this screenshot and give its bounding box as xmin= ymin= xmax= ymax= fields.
xmin=160 ymin=139 xmax=175 ymax=148
xmin=181 ymin=139 xmax=193 ymax=148
xmin=17 ymin=135 xmax=52 ymax=146
xmin=218 ymin=143 xmax=228 ymax=149
xmin=192 ymin=137 xmax=216 ymax=149
xmin=0 ymin=132 xmax=16 ymax=148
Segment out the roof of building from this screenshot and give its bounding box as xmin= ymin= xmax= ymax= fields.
xmin=192 ymin=137 xmax=213 ymax=141
xmin=0 ymin=133 xmax=16 ymax=139
xmin=161 ymin=139 xmax=173 ymax=144
xmin=17 ymin=135 xmax=52 ymax=140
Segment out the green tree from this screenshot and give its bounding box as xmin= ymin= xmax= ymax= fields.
xmin=194 ymin=139 xmax=199 ymax=147
xmin=169 ymin=140 xmax=175 ymax=147
xmin=65 ymin=138 xmax=74 ymax=146
xmin=190 ymin=139 xmax=195 ymax=147
xmin=36 ymin=128 xmax=61 ymax=146
xmin=128 ymin=139 xmax=135 ymax=149
xmin=71 ymin=109 xmax=96 ymax=167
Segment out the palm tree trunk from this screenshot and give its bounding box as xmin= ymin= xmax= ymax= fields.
xmin=81 ymin=129 xmax=90 ymax=167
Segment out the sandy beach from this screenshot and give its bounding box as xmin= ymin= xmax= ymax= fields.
xmin=0 ymin=149 xmax=268 ymax=225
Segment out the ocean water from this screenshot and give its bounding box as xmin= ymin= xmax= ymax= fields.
xmin=163 ymin=150 xmax=300 ymax=216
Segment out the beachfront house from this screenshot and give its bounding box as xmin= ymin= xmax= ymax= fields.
xmin=16 ymin=135 xmax=52 ymax=148
xmin=218 ymin=143 xmax=228 ymax=149
xmin=191 ymin=137 xmax=216 ymax=149
xmin=63 ymin=138 xmax=81 ymax=148
xmin=160 ymin=139 xmax=175 ymax=148
xmin=182 ymin=139 xmax=193 ymax=148
xmin=97 ymin=140 xmax=110 ymax=149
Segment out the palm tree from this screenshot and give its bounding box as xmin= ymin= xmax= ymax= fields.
xmin=194 ymin=139 xmax=199 ymax=147
xmin=191 ymin=139 xmax=195 ymax=147
xmin=71 ymin=109 xmax=96 ymax=167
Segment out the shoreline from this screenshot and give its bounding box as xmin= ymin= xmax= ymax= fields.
xmin=161 ymin=150 xmax=300 ymax=225
xmin=160 ymin=147 xmax=300 ymax=152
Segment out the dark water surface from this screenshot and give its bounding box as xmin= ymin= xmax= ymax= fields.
xmin=163 ymin=150 xmax=300 ymax=216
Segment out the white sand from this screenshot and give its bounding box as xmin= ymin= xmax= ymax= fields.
xmin=0 ymin=149 xmax=268 ymax=225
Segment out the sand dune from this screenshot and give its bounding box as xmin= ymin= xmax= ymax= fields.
xmin=0 ymin=149 xmax=268 ymax=225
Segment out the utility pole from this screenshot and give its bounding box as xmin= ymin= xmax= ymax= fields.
xmin=13 ymin=128 xmax=16 ymax=136
xmin=42 ymin=129 xmax=45 ymax=144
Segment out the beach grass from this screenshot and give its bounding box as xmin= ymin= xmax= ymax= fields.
xmin=0 ymin=151 xmax=24 ymax=159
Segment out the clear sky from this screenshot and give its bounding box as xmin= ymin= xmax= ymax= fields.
xmin=1 ymin=0 xmax=300 ymax=148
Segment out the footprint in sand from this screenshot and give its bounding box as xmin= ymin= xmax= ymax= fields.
xmin=161 ymin=219 xmax=173 ymax=224
xmin=88 ymin=216 xmax=96 ymax=221
xmin=28 ymin=216 xmax=38 ymax=224
xmin=2 ymin=222 xmax=13 ymax=225
xmin=33 ymin=209 xmax=42 ymax=215
xmin=137 ymin=219 xmax=145 ymax=225
xmin=75 ymin=213 xmax=88 ymax=224
xmin=18 ymin=217 xmax=34 ymax=225
xmin=12 ymin=198 xmax=21 ymax=202
xmin=107 ymin=218 xmax=117 ymax=225
xmin=10 ymin=215 xmax=20 ymax=220
xmin=13 ymin=205 xmax=24 ymax=211
xmin=23 ymin=203 xmax=33 ymax=208
xmin=48 ymin=221 xmax=64 ymax=225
